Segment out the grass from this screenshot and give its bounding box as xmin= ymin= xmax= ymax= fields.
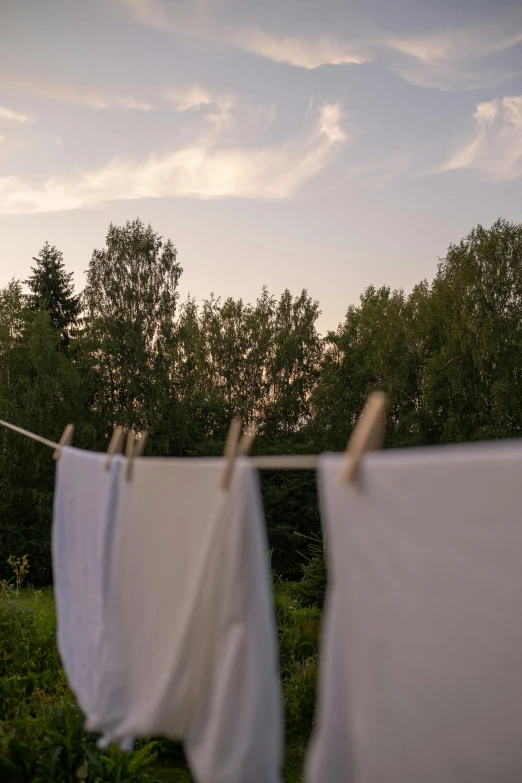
xmin=0 ymin=581 xmax=320 ymax=782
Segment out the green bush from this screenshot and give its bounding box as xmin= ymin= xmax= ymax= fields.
xmin=0 ymin=594 xmax=65 ymax=723
xmin=275 ymin=583 xmax=320 ymax=749
xmin=0 ymin=591 xmax=158 ymax=782
xmin=0 ymin=704 xmax=157 ymax=782
xmin=291 ymin=532 xmax=326 ymax=610
xmin=1 ymin=584 xmax=322 ymax=781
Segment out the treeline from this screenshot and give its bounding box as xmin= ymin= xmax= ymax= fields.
xmin=1 ymin=218 xmax=522 ymax=583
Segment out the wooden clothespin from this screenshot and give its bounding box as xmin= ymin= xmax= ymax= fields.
xmin=221 ymin=419 xmax=257 ymax=490
xmin=134 ymin=431 xmax=148 ymax=458
xmin=104 ymin=426 xmax=125 ymax=470
xmin=238 ymin=422 xmax=258 ymax=457
xmin=339 ymin=391 xmax=388 ymax=484
xmin=125 ymin=428 xmax=148 ymax=481
xmin=53 ymin=424 xmax=74 ymax=460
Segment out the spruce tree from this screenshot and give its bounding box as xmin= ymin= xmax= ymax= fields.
xmin=26 ymin=242 xmax=80 ymax=347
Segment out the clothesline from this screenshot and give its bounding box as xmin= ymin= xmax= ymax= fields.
xmin=0 ymin=416 xmax=320 ymax=470
xmin=0 ymin=417 xmax=62 ymax=451
xmin=0 ymin=391 xmax=388 ymax=478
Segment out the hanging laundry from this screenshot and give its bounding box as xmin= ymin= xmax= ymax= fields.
xmin=52 ymin=446 xmax=122 ymax=723
xmin=90 ymin=456 xmax=283 ymax=783
xmin=307 ymin=444 xmax=522 ymax=783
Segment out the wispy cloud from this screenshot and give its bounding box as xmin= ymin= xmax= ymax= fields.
xmin=1 ymin=78 xmax=154 ymax=111
xmin=388 ymin=26 xmax=522 ymax=65
xmin=391 ymin=64 xmax=518 ymax=92
xmin=388 ymin=23 xmax=522 ymax=91
xmin=434 ymin=95 xmax=522 ymax=181
xmin=0 ymin=106 xmax=29 ymax=123
xmin=163 ymin=85 xmax=216 ymax=111
xmin=120 ymin=0 xmax=368 ymax=68
xmin=0 ymin=103 xmax=348 ymax=213
xmin=119 ymin=0 xmax=522 ymax=86
xmin=2 ymin=75 xmax=232 ymax=115
xmin=117 ymin=96 xmax=155 ymax=111
xmin=232 ymin=30 xmax=367 ymax=69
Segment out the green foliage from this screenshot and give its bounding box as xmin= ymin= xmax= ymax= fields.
xmin=0 ymin=594 xmax=64 ymax=723
xmin=292 ymin=533 xmax=326 ymax=610
xmin=83 ymin=219 xmax=182 ymax=437
xmin=0 ymin=302 xmax=91 ymax=583
xmin=261 ymin=469 xmax=321 ymax=581
xmin=25 ymin=242 xmax=80 ymax=349
xmin=0 ymin=586 xmax=319 ymax=781
xmin=2 ymin=216 xmax=522 ymax=582
xmin=0 ymin=589 xmax=160 ymax=782
xmin=275 ymin=583 xmax=320 ymax=751
xmin=2 ymin=215 xmax=521 ymax=779
xmin=0 ymin=704 xmax=157 ymax=783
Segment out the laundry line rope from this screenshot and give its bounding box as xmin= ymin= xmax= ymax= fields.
xmin=0 ymin=391 xmax=388 ymax=478
xmin=0 ymin=417 xmax=319 ymax=470
xmin=0 ymin=418 xmax=60 ymax=451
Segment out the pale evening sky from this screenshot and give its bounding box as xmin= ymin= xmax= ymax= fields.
xmin=1 ymin=0 xmax=521 ymax=331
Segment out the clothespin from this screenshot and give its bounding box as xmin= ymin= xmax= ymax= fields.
xmin=134 ymin=431 xmax=148 ymax=458
xmin=238 ymin=422 xmax=258 ymax=456
xmin=338 ymin=391 xmax=388 ymax=484
xmin=53 ymin=424 xmax=74 ymax=461
xmin=125 ymin=428 xmax=148 ymax=481
xmin=104 ymin=426 xmax=125 ymax=471
xmin=221 ymin=419 xmax=257 ymax=490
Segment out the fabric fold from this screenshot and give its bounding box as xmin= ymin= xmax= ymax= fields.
xmin=91 ymin=456 xmax=283 ymax=783
xmin=52 ymin=446 xmax=122 ymax=723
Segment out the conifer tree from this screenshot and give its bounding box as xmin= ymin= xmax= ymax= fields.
xmin=26 ymin=242 xmax=80 ymax=347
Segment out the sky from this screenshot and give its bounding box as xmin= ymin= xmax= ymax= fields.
xmin=1 ymin=0 xmax=521 ymax=332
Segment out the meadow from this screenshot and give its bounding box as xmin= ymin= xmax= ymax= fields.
xmin=0 ymin=562 xmax=322 ymax=782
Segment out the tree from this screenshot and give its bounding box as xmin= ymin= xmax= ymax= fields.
xmin=0 ymin=287 xmax=87 ymax=583
xmin=423 ymin=219 xmax=522 ymax=442
xmin=263 ymin=290 xmax=323 ymax=442
xmin=83 ymin=219 xmax=182 ymax=436
xmin=310 ymin=285 xmax=426 ymax=450
xmin=26 ymin=242 xmax=80 ymax=348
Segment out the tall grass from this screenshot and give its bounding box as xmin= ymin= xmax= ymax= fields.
xmin=0 ymin=579 xmax=320 ymax=782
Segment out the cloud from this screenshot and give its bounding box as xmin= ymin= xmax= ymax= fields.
xmin=120 ymin=0 xmax=522 ymax=89
xmin=3 ymin=75 xmax=228 ymax=114
xmin=391 ymin=63 xmax=518 ymax=92
xmin=0 ymin=103 xmax=348 ymax=213
xmin=387 ymin=23 xmax=522 ymax=91
xmin=232 ymin=30 xmax=367 ymax=69
xmin=117 ymin=96 xmax=154 ymax=111
xmin=388 ymin=26 xmax=522 ymax=65
xmin=1 ymin=78 xmax=153 ymax=110
xmin=120 ymin=0 xmax=368 ymax=68
xmin=0 ymin=106 xmax=28 ymax=123
xmin=434 ymin=95 xmax=522 ymax=181
xmin=163 ymin=85 xmax=215 ymax=111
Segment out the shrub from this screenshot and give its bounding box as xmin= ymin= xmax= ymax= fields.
xmin=0 ymin=703 xmax=157 ymax=782
xmin=292 ymin=532 xmax=326 ymax=610
xmin=0 ymin=590 xmax=157 ymax=782
xmin=275 ymin=583 xmax=321 ymax=749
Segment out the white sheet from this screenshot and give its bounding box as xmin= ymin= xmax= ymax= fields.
xmin=307 ymin=443 xmax=522 ymax=783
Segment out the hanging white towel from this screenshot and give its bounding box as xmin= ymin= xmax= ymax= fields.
xmin=307 ymin=443 xmax=522 ymax=783
xmin=90 ymin=456 xmax=283 ymax=783
xmin=52 ymin=446 xmax=122 ymax=722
